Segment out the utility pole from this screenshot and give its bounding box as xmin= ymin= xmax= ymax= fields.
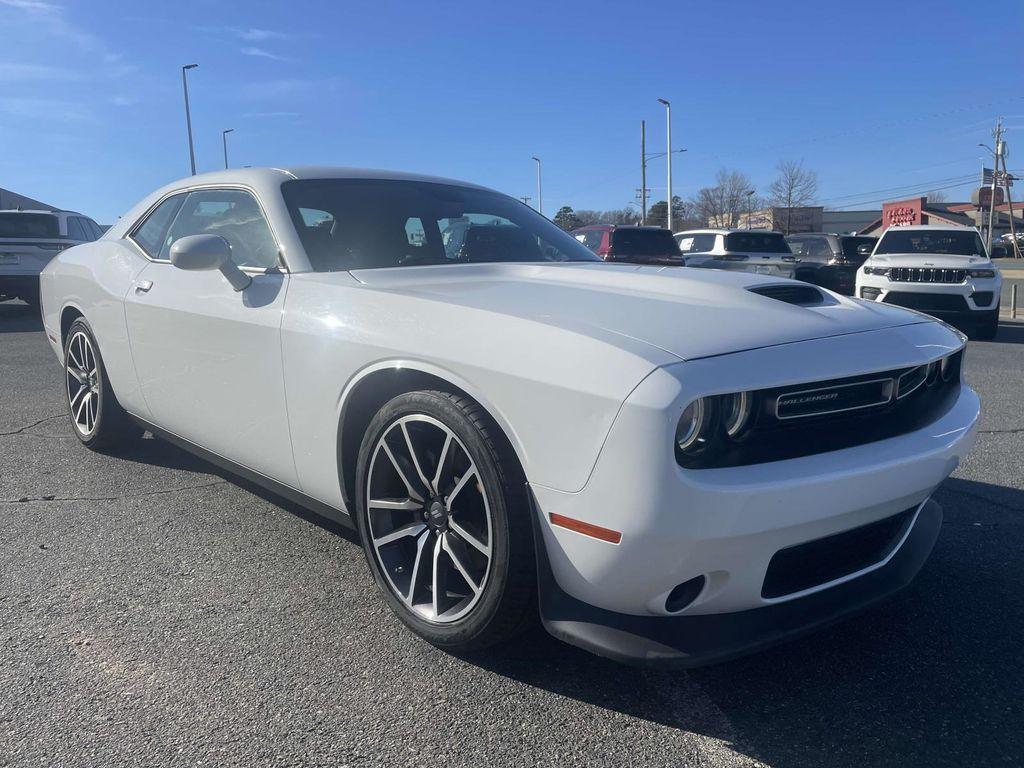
xmin=640 ymin=120 xmax=647 ymax=225
xmin=181 ymin=64 xmax=199 ymax=175
xmin=657 ymin=99 xmax=672 ymax=231
xmin=519 ymin=196 xmax=532 ymax=206
xmin=987 ymin=118 xmax=1003 ymax=244
xmin=532 ymin=156 xmax=543 ymax=216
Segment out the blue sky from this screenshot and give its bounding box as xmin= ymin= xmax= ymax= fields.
xmin=1 ymin=0 xmax=1021 ymax=223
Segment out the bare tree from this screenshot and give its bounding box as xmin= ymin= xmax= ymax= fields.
xmin=691 ymin=169 xmax=756 ymax=228
xmin=926 ymin=190 xmax=948 ymax=204
xmin=574 ymin=208 xmax=640 ymax=226
xmin=768 ymin=160 xmax=818 ymax=234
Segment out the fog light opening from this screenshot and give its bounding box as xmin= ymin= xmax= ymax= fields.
xmin=665 ymin=575 xmax=707 ymax=613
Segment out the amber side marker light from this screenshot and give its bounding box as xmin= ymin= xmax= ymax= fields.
xmin=549 ymin=512 xmax=622 ymax=544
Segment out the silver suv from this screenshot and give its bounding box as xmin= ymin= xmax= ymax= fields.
xmin=674 ymin=229 xmax=797 ymax=279
xmin=0 ymin=209 xmax=103 ymax=307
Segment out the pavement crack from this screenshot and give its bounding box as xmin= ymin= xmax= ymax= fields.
xmin=979 ymin=427 xmax=1024 ymax=435
xmin=0 ymin=413 xmax=66 ymax=436
xmin=1 ymin=480 xmax=228 ymax=505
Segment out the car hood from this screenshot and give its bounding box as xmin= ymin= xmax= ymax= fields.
xmin=867 ymin=253 xmax=992 ymax=268
xmin=347 ymin=262 xmax=929 ymax=361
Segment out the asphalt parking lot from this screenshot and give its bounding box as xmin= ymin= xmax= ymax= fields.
xmin=1 ymin=300 xmax=1022 ymax=768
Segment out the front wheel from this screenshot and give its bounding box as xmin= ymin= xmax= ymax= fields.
xmin=63 ymin=318 xmax=142 ymax=449
xmin=354 ymin=390 xmax=535 ymax=652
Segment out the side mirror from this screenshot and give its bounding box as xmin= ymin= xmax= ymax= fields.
xmin=169 ymin=234 xmax=251 ymax=291
xmin=856 ymin=244 xmax=873 ymax=256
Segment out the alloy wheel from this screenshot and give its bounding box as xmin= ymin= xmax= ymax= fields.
xmin=66 ymin=330 xmax=99 ymax=436
xmin=366 ymin=414 xmax=493 ymax=624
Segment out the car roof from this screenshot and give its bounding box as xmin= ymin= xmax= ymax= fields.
xmin=160 ymin=166 xmax=497 ymax=193
xmin=676 ymin=228 xmax=786 ymax=236
xmin=879 ymin=224 xmax=977 ymax=232
xmin=0 ymin=208 xmax=83 ymax=216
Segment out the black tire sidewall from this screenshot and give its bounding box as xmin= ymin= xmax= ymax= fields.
xmin=354 ymin=391 xmax=518 ymax=649
xmin=64 ymin=318 xmax=125 ymax=448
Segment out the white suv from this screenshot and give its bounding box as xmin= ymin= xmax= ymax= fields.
xmin=0 ymin=209 xmax=103 ymax=307
xmin=856 ymin=224 xmax=1001 ymax=340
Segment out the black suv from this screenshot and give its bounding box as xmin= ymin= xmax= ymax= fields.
xmin=785 ymin=233 xmax=878 ymax=296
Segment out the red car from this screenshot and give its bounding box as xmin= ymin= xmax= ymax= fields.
xmin=571 ymin=224 xmax=683 ymax=265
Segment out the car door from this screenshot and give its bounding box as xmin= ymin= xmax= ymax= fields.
xmin=123 ymin=187 xmax=299 ymax=487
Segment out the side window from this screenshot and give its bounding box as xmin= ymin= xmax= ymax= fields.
xmin=583 ymin=230 xmax=604 ymax=251
xmin=677 ymin=236 xmax=695 ymax=253
xmin=161 ymin=189 xmax=279 ymax=269
xmin=787 ymin=238 xmax=808 ymax=257
xmin=691 ymin=233 xmax=716 ymax=253
xmin=805 ymin=237 xmax=831 ymax=261
xmin=67 ymin=217 xmax=87 ymax=241
xmin=131 ymin=194 xmax=187 ymax=258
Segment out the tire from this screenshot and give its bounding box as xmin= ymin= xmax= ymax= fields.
xmin=354 ymin=389 xmax=535 ymax=652
xmin=63 ymin=318 xmax=142 ymax=449
xmin=973 ymin=307 xmax=999 ymax=341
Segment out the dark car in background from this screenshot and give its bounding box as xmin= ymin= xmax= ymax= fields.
xmin=572 ymin=224 xmax=683 ymax=265
xmin=785 ymin=233 xmax=878 ymax=296
xmin=0 ymin=209 xmax=103 ymax=307
xmin=675 ymin=229 xmax=797 ymax=279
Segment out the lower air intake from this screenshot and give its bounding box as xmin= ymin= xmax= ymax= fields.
xmin=761 ymin=507 xmax=916 ymax=599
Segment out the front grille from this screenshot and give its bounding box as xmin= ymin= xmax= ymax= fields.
xmin=761 ymin=507 xmax=916 ymax=598
xmin=883 ymin=292 xmax=969 ymax=312
xmin=889 ymin=267 xmax=965 ymax=283
xmin=678 ymin=350 xmax=963 ymax=469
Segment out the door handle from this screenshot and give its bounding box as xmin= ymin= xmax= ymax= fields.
xmin=134 ymin=280 xmax=153 ymax=294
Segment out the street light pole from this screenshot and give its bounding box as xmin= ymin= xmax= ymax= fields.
xmin=182 ymin=64 xmax=199 ymax=175
xmin=222 ymin=128 xmax=234 ymax=169
xmin=746 ymin=190 xmax=755 ymax=229
xmin=657 ymin=98 xmax=672 ymax=232
xmin=532 ymin=156 xmax=543 ymax=216
xmin=640 ymin=120 xmax=647 ymax=225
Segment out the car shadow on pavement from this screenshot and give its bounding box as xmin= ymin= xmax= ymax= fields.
xmin=102 ymin=433 xmax=361 ymax=545
xmin=0 ymin=301 xmax=43 ymax=332
xmin=463 ymin=477 xmax=1024 ymax=767
xmin=987 ymin=321 xmax=1024 ymax=345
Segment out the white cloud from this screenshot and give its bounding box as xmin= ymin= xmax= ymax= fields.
xmin=0 ymin=97 xmax=96 ymax=122
xmin=241 ymin=111 xmax=301 ymax=118
xmin=233 ymin=27 xmax=289 ymax=42
xmin=110 ymin=95 xmax=137 ymax=107
xmin=240 ymin=78 xmax=317 ymax=100
xmin=0 ymin=62 xmax=82 ymax=80
xmin=240 ymin=46 xmax=293 ymax=62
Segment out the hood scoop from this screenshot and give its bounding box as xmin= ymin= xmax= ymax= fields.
xmin=748 ymin=283 xmax=826 ymax=307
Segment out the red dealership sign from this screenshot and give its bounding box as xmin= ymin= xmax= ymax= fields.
xmin=882 ymin=197 xmax=924 ymax=228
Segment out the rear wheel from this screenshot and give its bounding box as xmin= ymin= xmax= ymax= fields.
xmin=64 ymin=318 xmax=142 ymax=449
xmin=354 ymin=390 xmax=535 ymax=651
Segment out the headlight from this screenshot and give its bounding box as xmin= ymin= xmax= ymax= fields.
xmin=863 ymin=266 xmax=889 ymax=276
xmin=968 ymin=269 xmax=996 ymax=279
xmin=676 ymin=398 xmax=707 ymax=453
xmin=940 ymin=350 xmax=963 ymax=382
xmin=722 ymin=391 xmax=752 ymax=438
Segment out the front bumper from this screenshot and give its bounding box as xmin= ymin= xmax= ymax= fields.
xmin=536 ymin=498 xmax=942 ymax=668
xmin=855 ymin=271 xmax=1001 ymax=316
xmin=530 ymin=322 xmax=977 ymax=665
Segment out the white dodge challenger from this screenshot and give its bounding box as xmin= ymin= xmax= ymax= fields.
xmin=40 ymin=167 xmax=979 ymax=666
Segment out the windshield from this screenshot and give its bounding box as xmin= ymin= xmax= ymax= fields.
xmin=875 ymin=229 xmax=985 ymax=257
xmin=0 ymin=212 xmax=60 ymax=238
xmin=723 ymin=232 xmax=791 ymax=253
xmin=611 ymin=228 xmax=680 ymax=257
xmin=281 ymin=179 xmax=601 ymax=271
xmin=840 ymin=236 xmax=877 ymax=258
